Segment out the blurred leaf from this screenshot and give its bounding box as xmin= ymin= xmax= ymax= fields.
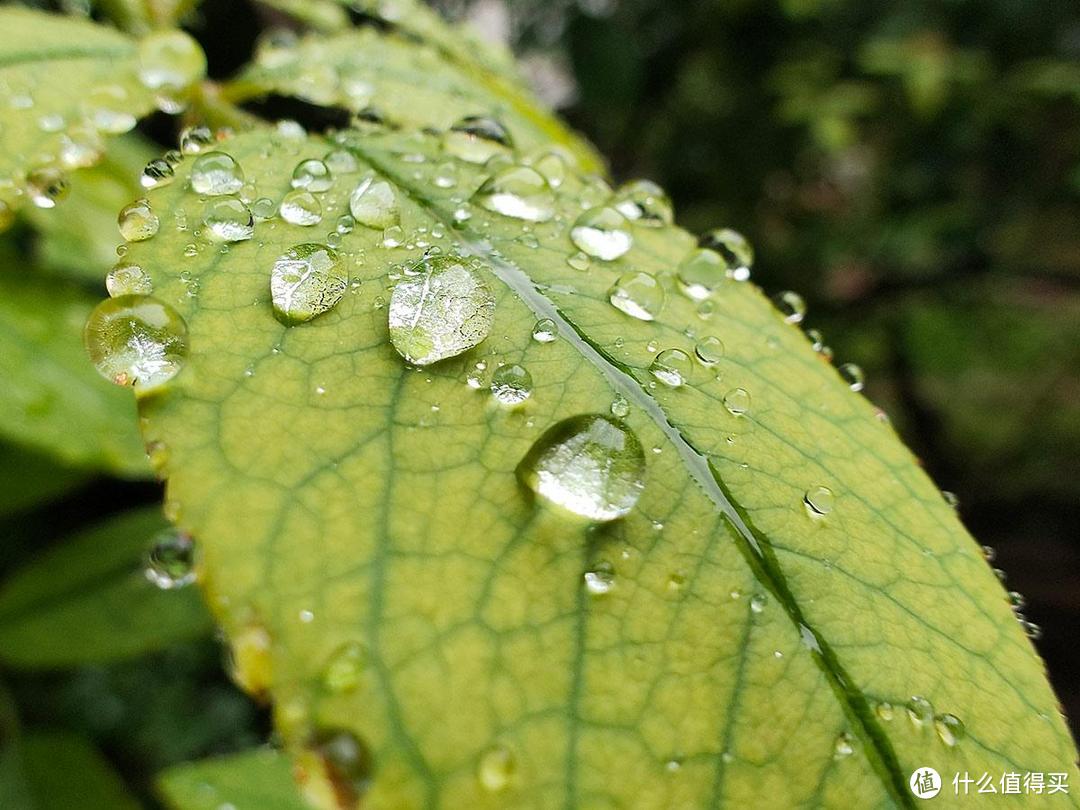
xmin=158 ymin=748 xmax=305 ymax=810
xmin=0 ymin=271 xmax=150 ymax=477
xmin=0 ymin=508 xmax=211 ymax=668
xmin=0 ymin=7 xmax=157 ymax=221
xmin=254 ymin=0 xmax=350 ymax=32
xmin=0 ymin=442 xmax=87 ymax=519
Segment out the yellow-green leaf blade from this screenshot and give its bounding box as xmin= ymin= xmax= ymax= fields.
xmin=157 ymin=748 xmax=307 ymax=810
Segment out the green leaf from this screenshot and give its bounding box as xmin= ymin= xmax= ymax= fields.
xmin=0 ymin=268 xmax=150 ymax=476
xmin=0 ymin=730 xmax=141 ymax=810
xmin=0 ymin=508 xmax=211 ymax=667
xmin=0 ymin=7 xmax=158 ymax=223
xmin=158 ymin=748 xmax=307 ymax=810
xmin=0 ymin=442 xmax=88 ymax=518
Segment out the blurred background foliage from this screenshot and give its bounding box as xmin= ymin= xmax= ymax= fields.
xmin=0 ymin=0 xmax=1077 ymax=805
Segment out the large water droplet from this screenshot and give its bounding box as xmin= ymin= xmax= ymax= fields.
xmin=349 ymin=175 xmax=399 ymax=228
xmin=145 ymin=528 xmax=195 ymax=589
xmin=570 ymin=206 xmax=632 ymax=260
xmin=280 ymin=190 xmax=322 ymax=226
xmin=516 ymin=414 xmax=645 ymax=522
xmin=608 ymin=271 xmax=664 ymax=321
xmin=84 ymin=295 xmax=189 ymax=389
xmin=388 ymin=254 xmax=496 ymax=365
xmin=106 ymin=262 xmax=153 ymax=297
xmin=676 ymin=248 xmax=725 ymax=300
xmin=694 ymin=336 xmax=724 ymax=366
xmin=190 ymin=152 xmax=244 ymax=196
xmin=803 ymin=486 xmax=834 ymax=517
xmin=203 ymin=196 xmax=254 ymax=241
xmin=270 ymin=243 xmax=347 ymax=324
xmin=474 ymin=165 xmax=554 ymax=222
xmin=698 ymin=228 xmax=753 ymax=280
xmin=613 ymin=179 xmax=673 ymax=227
xmin=531 ymin=318 xmax=557 ymax=343
xmin=934 ymin=713 xmax=965 ymax=746
xmin=445 ymin=115 xmax=513 ymax=163
xmin=650 ymin=348 xmax=692 ymax=388
xmin=491 ymin=364 xmax=533 ymax=406
xmin=723 ymin=387 xmax=751 ymax=416
xmin=292 ymin=158 xmax=333 ymax=192
xmin=476 ymin=745 xmax=516 ymax=792
xmin=117 ymin=198 xmax=159 ymax=241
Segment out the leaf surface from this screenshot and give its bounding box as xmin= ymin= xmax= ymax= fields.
xmin=0 ymin=508 xmax=211 ymax=667
xmin=157 ymin=748 xmax=307 ymax=810
xmin=0 ymin=442 xmax=88 ymax=518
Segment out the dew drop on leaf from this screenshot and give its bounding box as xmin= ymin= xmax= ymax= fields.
xmin=322 ymin=641 xmax=366 ymax=693
xmin=838 ymin=362 xmax=865 ymax=392
xmin=533 ymin=150 xmax=566 ymax=188
xmin=531 ymin=318 xmax=557 ymax=343
xmin=698 ymin=227 xmax=753 ymax=280
xmin=179 ymin=124 xmax=214 ymax=155
xmin=876 ymin=701 xmax=895 ymax=721
xmin=610 ymin=395 xmax=630 ymax=418
xmin=723 ymin=387 xmax=751 ymax=416
xmin=145 ymin=528 xmax=196 ymax=589
xmin=613 ymin=179 xmax=673 ymax=227
xmin=190 ymin=152 xmax=245 ymax=196
xmin=474 ymin=165 xmax=555 ymax=222
xmin=445 ymin=115 xmax=513 ymax=164
xmin=650 ymin=348 xmax=692 ymax=388
xmin=750 ymin=593 xmax=767 ymax=613
xmin=516 ymin=414 xmax=646 ymax=522
xmin=27 ymin=167 xmax=69 ymax=209
xmin=349 ymin=175 xmax=399 ymax=228
xmin=84 ymin=295 xmax=189 ymax=389
xmin=774 ymin=290 xmax=806 ymax=324
xmin=608 ymin=271 xmax=664 ymax=321
xmin=907 ymin=695 xmax=934 ymax=727
xmin=694 ymin=336 xmax=724 ymax=366
xmin=203 ymin=196 xmax=254 ymax=242
xmin=117 ymin=198 xmax=159 ymax=241
xmin=292 ymin=158 xmax=334 ymax=192
xmin=83 ymin=85 xmax=137 ymax=134
xmin=308 ymin=729 xmax=374 ymax=806
xmin=491 ymin=364 xmax=533 ymax=406
xmin=833 ymin=732 xmax=855 ymax=758
xmin=324 ymin=149 xmax=359 ymax=175
xmin=280 ymin=190 xmax=323 ymax=226
xmin=105 ymin=262 xmax=153 ymax=297
xmin=270 ymin=243 xmax=347 ymax=324
xmin=388 ymin=254 xmax=496 ymax=365
xmin=584 ymin=561 xmax=615 ymax=595
xmin=803 ymin=486 xmax=834 ymax=517
xmin=676 ymin=248 xmax=725 ymax=300
xmin=251 ymin=197 xmax=276 ymax=220
xmin=570 ymin=206 xmax=632 ymax=260
xmin=476 ymin=745 xmax=516 ymax=792
xmin=136 ymin=30 xmax=206 ymax=94
xmin=934 ymin=713 xmax=965 ymax=746
xmin=140 ymin=158 xmax=175 ymax=190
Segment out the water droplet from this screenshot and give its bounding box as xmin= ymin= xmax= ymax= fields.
xmin=750 ymin=593 xmax=767 ymax=613
xmin=698 ymin=228 xmax=753 ymax=280
xmin=474 ymin=165 xmax=554 ymax=222
xmin=145 ymin=528 xmax=195 ymax=589
xmin=140 ymin=158 xmax=175 ymax=190
xmin=309 ymin=729 xmax=373 ymax=806
xmin=803 ymin=486 xmax=834 ymax=517
xmin=84 ymin=295 xmax=188 ymax=389
xmin=774 ymin=290 xmax=806 ymax=324
xmin=533 ymin=151 xmax=566 ymax=188
xmin=650 ymin=348 xmax=692 ymax=388
xmin=723 ymin=387 xmax=751 ymax=416
xmin=190 ymin=152 xmax=244 ymax=196
xmin=516 ymin=414 xmax=645 ymax=522
xmin=280 ymin=190 xmax=322 ymax=226
xmin=676 ymin=248 xmax=725 ymax=300
xmin=584 ymin=561 xmax=615 ymax=595
xmin=291 ymin=158 xmax=333 ymax=192
xmin=388 ymin=254 xmax=495 ymax=365
xmin=838 ymin=362 xmax=864 ymax=392
xmin=613 ymin=179 xmax=673 ymax=227
xmin=941 ymin=490 xmax=959 ymax=508
xmin=907 ymin=695 xmax=934 ymax=727
xmin=179 ymin=124 xmax=214 ymax=155
xmin=1022 ymin=620 xmax=1043 ymax=640
xmin=608 ymin=271 xmax=664 ymax=321
xmin=322 ymin=641 xmax=365 ymax=693
xmin=117 ymin=198 xmax=159 ymax=241
xmin=445 ymin=116 xmax=513 ymax=163
xmin=1008 ymin=590 xmax=1026 ymax=610
xmin=610 ymin=395 xmax=629 ymax=418
xmin=570 ymin=206 xmax=632 ymax=260
xmin=322 ymin=150 xmax=358 ymax=176
xmin=203 ymin=196 xmax=254 ymax=242
xmin=934 ymin=713 xmax=965 ymax=746
xmin=137 ymin=30 xmax=206 ymax=95
xmin=807 ymin=328 xmax=833 ymax=359
xmin=349 ymin=175 xmax=399 ymax=228
xmin=433 ymin=161 xmax=458 ymax=188
xmin=83 ymin=85 xmax=137 ymax=134
xmin=270 ymin=243 xmax=347 ymax=324
xmin=251 ymin=197 xmax=276 ymax=220
xmin=833 ymin=732 xmax=855 ymax=758
xmin=531 ymin=318 xmax=557 ymax=343
xmin=476 ymin=745 xmax=516 ymax=792
xmin=694 ymin=336 xmax=724 ymax=366
xmin=876 ymin=701 xmax=895 ymax=721
xmin=105 ymin=262 xmax=153 ymax=297
xmin=27 ymin=167 xmax=69 ymax=209
xmin=491 ymin=364 xmax=533 ymax=406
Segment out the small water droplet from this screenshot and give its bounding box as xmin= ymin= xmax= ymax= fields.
xmin=934 ymin=713 xmax=965 ymax=746
xmin=833 ymin=732 xmax=855 ymax=758
xmin=650 ymin=348 xmax=692 ymax=388
xmin=280 ymin=190 xmax=322 ymax=226
xmin=474 ymin=165 xmax=554 ymax=222
xmin=190 ymin=152 xmax=244 ymax=196
xmin=203 ymin=196 xmax=254 ymax=241
xmin=309 ymin=729 xmax=373 ymax=806
xmin=270 ymin=243 xmax=347 ymax=324
xmin=610 ymin=395 xmax=630 ymax=418
xmin=907 ymin=695 xmax=934 ymax=727
xmin=445 ymin=116 xmax=513 ymax=164
xmin=750 ymin=593 xmax=767 ymax=613
xmin=803 ymin=486 xmax=834 ymax=517
xmin=584 ymin=561 xmax=615 ymax=595
xmin=322 ymin=641 xmax=366 ymax=693
xmin=941 ymin=490 xmax=959 ymax=509
xmin=491 ymin=364 xmax=533 ymax=406
xmin=106 ymin=262 xmax=153 ymax=297
xmin=250 ymin=197 xmax=275 ymax=220
xmin=324 ymin=149 xmax=359 ymax=175
xmin=145 ymin=528 xmax=195 ymax=588
xmin=179 ymin=124 xmax=214 ymax=155
xmin=608 ymin=271 xmax=664 ymax=321
xmin=876 ymin=701 xmax=894 ymax=721
xmin=533 ymin=150 xmax=566 ymax=188
xmin=117 ymin=198 xmax=159 ymax=241
xmin=838 ymin=362 xmax=865 ymax=392
xmin=516 ymin=414 xmax=646 ymax=522
xmin=694 ymin=336 xmax=724 ymax=366
xmin=774 ymin=290 xmax=806 ymax=324
xmin=388 ymin=254 xmax=495 ymax=365
xmin=83 ymin=85 xmax=137 ymax=134
xmin=27 ymin=167 xmax=69 ymax=209
xmin=698 ymin=228 xmax=753 ymax=280
xmin=84 ymin=295 xmax=188 ymax=389
xmin=476 ymin=744 xmax=516 ymax=792
xmin=140 ymin=158 xmax=175 ymax=190
xmin=570 ymin=206 xmax=632 ymax=260
xmin=613 ymin=179 xmax=673 ymax=227
xmin=723 ymin=387 xmax=751 ymax=416
xmin=433 ymin=160 xmax=458 ymax=188
xmin=531 ymin=318 xmax=557 ymax=343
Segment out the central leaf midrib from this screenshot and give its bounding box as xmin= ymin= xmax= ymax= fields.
xmin=341 ymin=139 xmax=912 ymax=808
